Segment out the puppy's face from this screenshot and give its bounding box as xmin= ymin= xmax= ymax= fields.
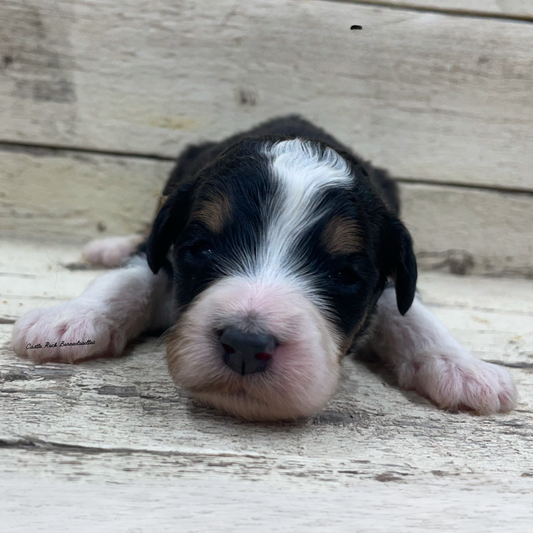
xmin=147 ymin=139 xmax=416 ymax=420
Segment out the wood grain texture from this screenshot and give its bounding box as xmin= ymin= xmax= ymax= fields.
xmin=2 ymin=148 xmax=533 ymax=273
xmin=0 ymin=147 xmax=171 ymax=240
xmin=1 ymin=241 xmax=532 ymax=530
xmin=1 ymin=474 xmax=532 ymax=532
xmin=400 ymin=183 xmax=533 ymax=276
xmin=0 ymin=0 xmax=532 ymax=190
xmin=333 ymin=0 xmax=533 ymax=19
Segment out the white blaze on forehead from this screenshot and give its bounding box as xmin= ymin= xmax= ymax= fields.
xmin=256 ymin=139 xmax=353 ymax=281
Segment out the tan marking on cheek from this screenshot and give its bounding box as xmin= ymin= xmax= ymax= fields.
xmin=166 ymin=320 xmax=200 ymax=386
xmin=166 ymin=327 xmax=185 ymax=380
xmin=166 ymin=320 xmax=243 ymax=395
xmin=339 ymin=311 xmax=368 ymax=359
xmin=322 ymin=216 xmax=363 ymax=256
xmin=193 ymin=193 xmax=232 ymax=233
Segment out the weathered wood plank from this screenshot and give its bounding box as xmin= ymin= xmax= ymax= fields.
xmin=0 ymin=147 xmax=171 ymax=240
xmin=419 ymin=271 xmax=533 ymax=314
xmin=1 ymin=472 xmax=532 ymax=532
xmin=3 ymin=148 xmax=533 ymax=273
xmin=0 ymin=0 xmax=532 ymax=189
xmin=401 ymin=183 xmax=533 ymax=277
xmin=333 ymin=0 xmax=533 ymax=19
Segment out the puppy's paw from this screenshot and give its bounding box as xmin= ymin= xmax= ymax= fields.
xmin=397 ymin=347 xmax=517 ymax=414
xmin=81 ymin=235 xmax=144 ymax=268
xmin=11 ymin=302 xmax=126 ymax=363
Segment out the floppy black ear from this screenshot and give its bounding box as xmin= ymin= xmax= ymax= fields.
xmin=382 ymin=217 xmax=418 ymax=315
xmin=146 ymin=182 xmax=195 ymax=274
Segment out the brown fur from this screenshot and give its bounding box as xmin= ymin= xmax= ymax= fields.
xmin=339 ymin=311 xmax=368 ymax=359
xmin=194 ymin=193 xmax=232 ymax=233
xmin=321 ymin=215 xmax=363 ymax=256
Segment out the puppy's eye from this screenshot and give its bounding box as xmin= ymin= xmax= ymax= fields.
xmin=330 ymin=267 xmax=361 ymax=286
xmin=185 ymin=241 xmax=213 ymax=259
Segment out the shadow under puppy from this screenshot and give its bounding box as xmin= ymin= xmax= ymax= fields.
xmin=12 ymin=116 xmax=517 ymax=420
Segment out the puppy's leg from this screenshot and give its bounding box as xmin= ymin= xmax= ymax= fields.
xmin=368 ymin=287 xmax=517 ymax=414
xmin=82 ymin=234 xmax=146 ymax=268
xmin=12 ymin=257 xmax=173 ymax=364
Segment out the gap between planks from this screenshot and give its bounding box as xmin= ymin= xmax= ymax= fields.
xmin=323 ymin=0 xmax=533 ymax=22
xmin=2 ymin=140 xmax=533 ymax=198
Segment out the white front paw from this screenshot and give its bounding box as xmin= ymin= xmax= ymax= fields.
xmin=11 ymin=302 xmax=126 ymax=364
xmin=397 ymin=348 xmax=518 ymax=414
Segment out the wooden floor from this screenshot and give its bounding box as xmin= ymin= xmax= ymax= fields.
xmin=1 ymin=0 xmax=532 ymax=529
xmin=1 ymin=238 xmax=532 ymax=531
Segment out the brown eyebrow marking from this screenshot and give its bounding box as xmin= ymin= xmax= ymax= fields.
xmin=193 ymin=193 xmax=232 ymax=233
xmin=321 ymin=215 xmax=363 ymax=255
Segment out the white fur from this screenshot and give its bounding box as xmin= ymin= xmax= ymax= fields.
xmin=82 ymin=235 xmax=145 ymax=268
xmin=11 ymin=257 xmax=173 ymax=364
xmin=259 ymin=140 xmax=351 ymax=278
xmin=167 ymin=277 xmax=341 ymax=421
xmin=266 ymin=140 xmax=352 ymax=246
xmin=366 ymin=288 xmax=518 ymax=414
xmin=223 ymin=140 xmax=353 ymax=303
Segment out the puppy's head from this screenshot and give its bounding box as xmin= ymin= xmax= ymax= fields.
xmin=147 ymin=138 xmax=416 ymax=420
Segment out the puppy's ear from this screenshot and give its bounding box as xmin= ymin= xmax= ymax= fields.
xmin=382 ymin=217 xmax=418 ymax=315
xmin=146 ymin=182 xmax=195 ymax=274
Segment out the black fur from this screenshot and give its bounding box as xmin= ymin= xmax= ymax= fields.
xmin=146 ymin=116 xmax=417 ymax=349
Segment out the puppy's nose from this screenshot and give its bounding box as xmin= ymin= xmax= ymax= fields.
xmin=220 ymin=328 xmax=277 ymax=375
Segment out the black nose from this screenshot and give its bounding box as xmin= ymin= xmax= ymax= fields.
xmin=220 ymin=328 xmax=278 ymax=376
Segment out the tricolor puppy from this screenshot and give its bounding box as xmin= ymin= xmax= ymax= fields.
xmin=12 ymin=116 xmax=517 ymax=420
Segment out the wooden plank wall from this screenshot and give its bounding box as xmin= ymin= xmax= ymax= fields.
xmin=1 ymin=0 xmax=532 ymax=275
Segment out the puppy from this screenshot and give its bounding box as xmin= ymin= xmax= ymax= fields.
xmin=12 ymin=116 xmax=517 ymax=420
